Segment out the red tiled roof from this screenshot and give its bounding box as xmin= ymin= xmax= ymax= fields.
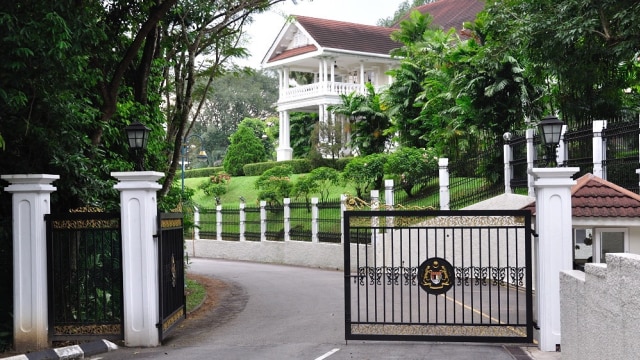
xmin=396 ymin=0 xmax=485 ymax=32
xmin=522 ymin=173 xmax=640 ymax=218
xmin=268 ymin=44 xmax=318 ymax=62
xmin=266 ymin=16 xmax=398 ymax=63
xmin=295 ymin=16 xmax=398 ymax=55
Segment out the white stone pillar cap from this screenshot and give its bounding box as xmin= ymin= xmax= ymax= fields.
xmin=528 ymin=167 xmax=579 ymax=187
xmin=2 ymin=174 xmax=59 ymax=192
xmin=111 ymin=171 xmax=163 ymax=190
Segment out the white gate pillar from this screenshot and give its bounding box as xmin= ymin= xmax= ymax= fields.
xmin=2 ymin=174 xmax=59 ymax=352
xmin=529 ymin=167 xmax=578 ymax=352
xmin=111 ymin=171 xmax=163 ymax=347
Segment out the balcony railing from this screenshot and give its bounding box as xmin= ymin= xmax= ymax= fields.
xmin=280 ymin=82 xmax=364 ymax=102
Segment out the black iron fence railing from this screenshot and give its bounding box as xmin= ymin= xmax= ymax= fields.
xmin=46 ymin=212 xmax=124 ymax=342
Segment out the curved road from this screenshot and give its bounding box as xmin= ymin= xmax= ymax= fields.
xmin=95 ymin=258 xmax=525 ymax=360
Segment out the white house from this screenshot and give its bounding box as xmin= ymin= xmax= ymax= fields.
xmin=260 ymin=0 xmax=485 ymax=161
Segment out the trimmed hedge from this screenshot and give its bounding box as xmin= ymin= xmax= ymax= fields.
xmin=243 ymin=159 xmax=312 ymax=176
xmin=181 ymin=167 xmax=224 ymax=179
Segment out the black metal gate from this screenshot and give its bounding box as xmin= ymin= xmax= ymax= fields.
xmin=46 ymin=211 xmax=124 ymax=342
xmin=344 ymin=209 xmax=533 ymax=343
xmin=157 ymin=212 xmax=186 ymax=342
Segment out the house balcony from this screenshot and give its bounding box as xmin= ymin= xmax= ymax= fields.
xmin=277 ymin=81 xmax=382 ymax=111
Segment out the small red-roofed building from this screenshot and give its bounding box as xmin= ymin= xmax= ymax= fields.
xmin=522 ymin=173 xmax=640 ymax=267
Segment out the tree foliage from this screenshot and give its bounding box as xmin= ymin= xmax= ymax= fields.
xmin=254 ymin=165 xmax=293 ymax=206
xmin=223 ymin=124 xmax=268 ymax=176
xmin=341 ymin=154 xmax=387 ymax=198
xmin=384 ymin=147 xmax=438 ymax=196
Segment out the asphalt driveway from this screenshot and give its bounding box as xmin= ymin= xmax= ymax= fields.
xmin=93 ymin=258 xmax=529 ymax=360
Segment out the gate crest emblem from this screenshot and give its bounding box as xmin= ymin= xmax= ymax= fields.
xmin=418 ymin=257 xmax=454 ymax=295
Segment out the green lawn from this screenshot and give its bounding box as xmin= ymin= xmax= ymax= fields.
xmin=184 ymin=174 xmax=359 ymax=208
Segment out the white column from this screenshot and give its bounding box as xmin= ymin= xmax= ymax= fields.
xmin=239 ymin=201 xmax=246 ymax=241
xmin=340 ymin=194 xmax=347 ymax=244
xmin=504 ymin=138 xmax=513 ymax=194
xmin=260 ymin=200 xmax=267 ymax=242
xmin=283 ymin=198 xmax=291 ymax=242
xmin=276 ymin=111 xmax=293 ymax=161
xmin=111 ymin=171 xmax=163 ymax=347
xmin=359 ymin=62 xmax=365 ymax=93
xmin=193 ymin=206 xmax=200 ymax=241
xmin=592 ymin=120 xmax=607 ymax=178
xmin=439 ymin=158 xmax=450 ymax=210
xmin=216 ymin=203 xmax=222 ymax=241
xmin=529 ymin=167 xmax=578 ymax=352
xmin=2 ymin=174 xmax=59 ymax=352
xmin=557 ymin=125 xmax=568 ymax=166
xmin=385 ymin=179 xmax=394 ymax=228
xmin=526 ymin=129 xmax=536 ymax=197
xmin=311 ymin=197 xmax=319 ymax=243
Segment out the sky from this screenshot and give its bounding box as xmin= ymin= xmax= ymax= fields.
xmin=240 ymin=0 xmax=407 ymax=68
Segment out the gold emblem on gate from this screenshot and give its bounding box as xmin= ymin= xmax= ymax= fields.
xmin=171 ymin=254 xmax=177 ymax=288
xmin=418 ymin=257 xmax=454 ymax=295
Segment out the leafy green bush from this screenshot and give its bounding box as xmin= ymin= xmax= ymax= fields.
xmin=254 ymin=165 xmax=293 ymax=206
xmin=307 ymin=167 xmax=341 ymax=202
xmin=385 ymin=147 xmax=438 ymax=196
xmin=342 ymin=154 xmax=386 ymax=198
xmin=198 ymin=172 xmax=231 ymax=198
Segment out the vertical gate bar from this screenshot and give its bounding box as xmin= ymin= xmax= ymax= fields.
xmin=452 ymin=226 xmax=456 ymax=325
xmin=479 ymin=226 xmax=484 ymax=325
xmin=342 ymin=213 xmax=350 ymax=338
xmin=497 ymin=227 xmax=502 ymax=325
xmin=506 ymin=224 xmax=511 ymax=326
xmin=525 ymin=212 xmax=534 ymax=340
xmin=488 ymin=227 xmax=493 ymax=325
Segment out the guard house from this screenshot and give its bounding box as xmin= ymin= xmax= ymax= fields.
xmin=261 ymin=0 xmax=485 ymax=161
xmin=524 ymin=173 xmax=640 ymax=268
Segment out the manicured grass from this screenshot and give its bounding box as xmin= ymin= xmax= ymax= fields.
xmin=184 ymin=174 xmax=358 ymax=208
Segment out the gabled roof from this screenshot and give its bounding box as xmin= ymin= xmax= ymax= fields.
xmin=523 ymin=173 xmax=640 ymax=218
xmin=396 ymin=0 xmax=485 ymax=32
xmin=264 ymin=16 xmax=398 ymax=64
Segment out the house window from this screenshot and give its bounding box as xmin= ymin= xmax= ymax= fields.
xmin=573 ymin=228 xmax=593 ymax=270
xmin=594 ymin=228 xmax=628 ymax=263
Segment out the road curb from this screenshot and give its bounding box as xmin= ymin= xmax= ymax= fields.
xmin=3 ymin=339 xmax=118 ymax=360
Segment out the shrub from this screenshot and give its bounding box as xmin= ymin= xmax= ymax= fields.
xmin=307 ymin=167 xmax=341 ymax=202
xmin=254 ymin=165 xmax=293 ymax=206
xmin=198 ymin=172 xmax=231 ymax=198
xmin=385 ymin=147 xmax=438 ymax=196
xmin=342 ymin=154 xmax=386 ymax=198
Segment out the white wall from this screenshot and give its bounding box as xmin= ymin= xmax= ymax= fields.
xmin=560 ymin=253 xmax=640 ymax=359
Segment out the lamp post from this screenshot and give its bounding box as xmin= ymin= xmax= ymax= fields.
xmin=181 ymin=133 xmax=208 ymax=196
xmin=538 ymin=115 xmax=564 ymax=167
xmin=125 ymin=121 xmax=151 ymax=171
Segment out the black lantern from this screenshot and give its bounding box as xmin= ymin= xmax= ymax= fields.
xmin=538 ymin=115 xmax=564 ymax=167
xmin=125 ymin=121 xmax=151 ymax=171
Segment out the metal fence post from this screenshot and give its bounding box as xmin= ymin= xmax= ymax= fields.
xmin=260 ymin=200 xmax=267 ymax=242
xmin=216 ymin=203 xmax=222 ymax=241
xmin=439 ymin=158 xmax=450 ymax=210
xmin=311 ymin=197 xmax=319 ymax=243
xmin=284 ymin=198 xmax=291 ymax=242
xmin=239 ymin=200 xmax=246 ymax=242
